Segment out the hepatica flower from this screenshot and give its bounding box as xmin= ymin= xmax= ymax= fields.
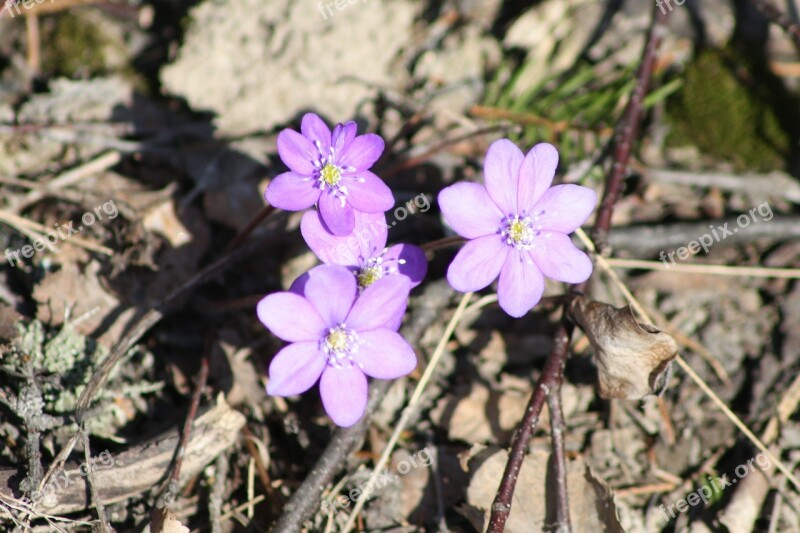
xmin=265 ymin=113 xmax=394 ymax=236
xmin=258 ymin=265 xmax=416 ymax=427
xmin=300 ymin=210 xmax=427 ymax=289
xmin=438 ymin=139 xmax=596 ymax=317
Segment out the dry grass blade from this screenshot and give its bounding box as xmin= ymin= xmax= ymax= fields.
xmin=606 ymin=258 xmax=800 ymax=279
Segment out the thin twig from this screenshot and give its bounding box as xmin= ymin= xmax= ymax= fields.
xmin=547 ymin=373 xmax=570 ymax=532
xmin=151 ymin=339 xmax=211 ymax=531
xmin=81 ymin=429 xmax=111 ymax=532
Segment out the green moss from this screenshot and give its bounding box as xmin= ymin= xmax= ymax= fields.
xmin=42 ymin=13 xmax=109 ymax=77
xmin=6 ymin=321 xmax=161 ymax=439
xmin=666 ymin=48 xmax=794 ymax=172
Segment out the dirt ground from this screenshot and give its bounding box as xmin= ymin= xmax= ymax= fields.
xmin=0 ymin=0 xmax=799 ymax=531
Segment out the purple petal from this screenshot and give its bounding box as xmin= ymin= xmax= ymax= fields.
xmin=319 ymin=193 xmax=356 ymax=236
xmin=257 ymin=293 xmax=326 ymax=342
xmin=265 ymin=172 xmax=319 ymax=211
xmin=533 ymin=184 xmax=597 ymax=233
xmin=497 ymin=249 xmax=545 ymax=317
xmin=356 ymin=328 xmax=417 ymax=379
xmin=352 ymin=210 xmax=388 ymax=256
xmin=529 ymin=232 xmax=592 ymax=283
xmin=384 ymin=244 xmax=427 ymax=287
xmin=438 ymin=182 xmax=504 ymax=239
xmin=517 ymin=143 xmax=558 ymax=212
xmin=301 ymin=113 xmax=332 ymax=155
xmin=338 ymin=133 xmax=384 ymax=170
xmin=320 ymin=365 xmax=368 ymax=427
xmin=332 ymin=121 xmax=357 ymax=154
xmin=304 ymin=265 xmax=357 ymax=326
xmin=346 ymin=171 xmax=394 ymax=213
xmin=484 ymin=139 xmax=524 ymax=214
xmin=301 ymin=210 xmax=361 ymax=266
xmin=288 ymin=271 xmax=310 ymax=295
xmin=446 ymin=235 xmax=509 ymax=292
xmin=346 ymin=276 xmax=410 ymax=332
xmin=277 ymin=129 xmax=317 ymax=175
xmin=266 ymin=342 xmax=326 ymax=396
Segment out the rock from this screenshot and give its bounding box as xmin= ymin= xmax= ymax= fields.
xmin=161 ymin=0 xmax=419 ymax=135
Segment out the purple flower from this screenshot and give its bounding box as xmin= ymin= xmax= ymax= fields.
xmin=438 ymin=139 xmax=596 ymax=317
xmin=265 ymin=113 xmax=394 ymax=236
xmin=300 ymin=210 xmax=427 ymax=289
xmin=258 ymin=265 xmax=416 ymax=427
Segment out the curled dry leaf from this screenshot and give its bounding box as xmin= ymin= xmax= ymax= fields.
xmin=569 ymin=296 xmax=678 ymax=400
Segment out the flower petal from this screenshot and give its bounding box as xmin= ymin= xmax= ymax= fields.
xmin=346 ymin=171 xmax=394 ymax=213
xmin=332 ymin=121 xmax=357 ymax=154
xmin=257 ymin=292 xmax=326 ymax=342
xmin=517 ymin=143 xmax=558 ymax=212
xmin=266 ymin=342 xmax=326 ymax=396
xmin=339 ymin=133 xmax=384 ymax=170
xmin=346 ymin=276 xmax=410 ymax=331
xmin=533 ymin=184 xmax=597 ymax=233
xmin=356 ymin=328 xmax=417 ymax=379
xmin=529 ymin=232 xmax=593 ymax=283
xmin=301 ymin=113 xmax=332 ymax=155
xmin=301 ymin=210 xmax=361 ymax=266
xmin=497 ymin=249 xmax=545 ymax=317
xmin=484 ymin=139 xmax=524 ymax=214
xmin=265 ymin=172 xmax=319 ymax=211
xmin=304 ymin=265 xmax=358 ymax=326
xmin=384 ymin=244 xmax=427 ymax=287
xmin=288 ymin=271 xmax=310 ymax=295
xmin=320 ymin=365 xmax=368 ymax=427
xmin=319 ymin=192 xmax=356 ymax=236
xmin=446 ymin=235 xmax=508 ymax=292
xmin=438 ymin=182 xmax=504 ymax=239
xmin=277 ymin=129 xmax=317 ymax=174
xmin=352 ymin=210 xmax=389 ymax=257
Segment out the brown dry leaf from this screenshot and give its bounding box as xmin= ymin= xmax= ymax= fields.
xmin=464 ymin=447 xmax=624 ymax=532
xmin=431 ymin=382 xmax=530 ymax=445
xmin=569 ymin=297 xmax=678 ymax=400
xmin=33 ymin=260 xmax=135 ymax=347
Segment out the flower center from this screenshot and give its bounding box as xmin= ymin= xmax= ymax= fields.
xmin=322 ymin=325 xmax=360 ymax=367
xmin=320 ymin=163 xmax=342 ymax=187
xmin=355 ymin=250 xmax=406 ymax=289
xmin=501 ymin=214 xmax=541 ymax=250
xmin=357 ymin=265 xmax=382 ymax=288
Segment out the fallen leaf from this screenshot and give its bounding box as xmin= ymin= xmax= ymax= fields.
xmin=569 ymin=297 xmax=678 ymax=400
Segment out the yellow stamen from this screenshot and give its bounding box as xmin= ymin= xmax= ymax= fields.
xmin=320 ymin=163 xmax=342 ymax=186
xmin=357 ymin=266 xmax=381 ymax=288
xmin=326 ymin=329 xmax=348 ymax=351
